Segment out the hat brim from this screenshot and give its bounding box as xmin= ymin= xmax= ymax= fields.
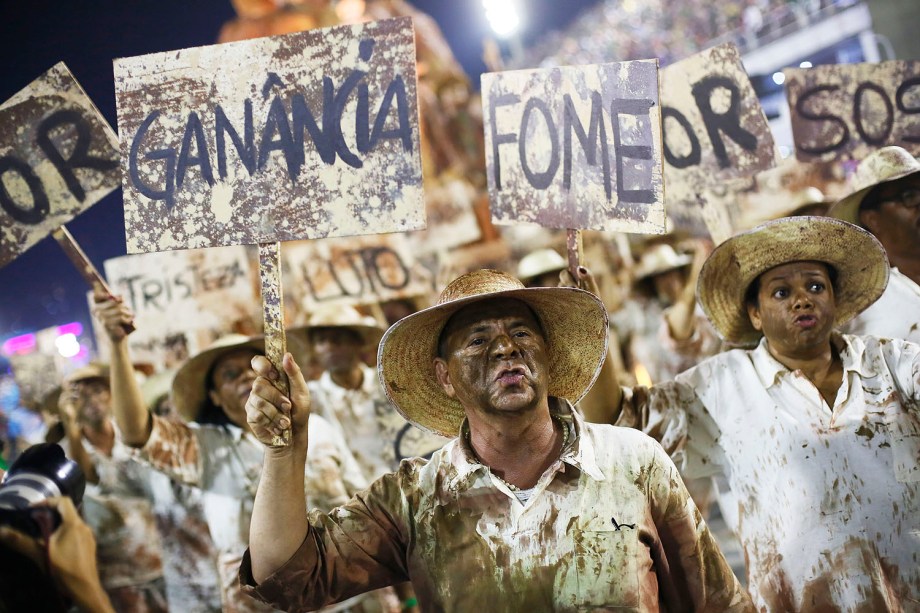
xmin=828 ymin=166 xmax=920 ymax=225
xmin=171 ymin=337 xmax=264 ymax=422
xmin=289 ymin=324 xmax=385 ymax=352
xmin=377 ymin=287 xmax=608 ymax=438
xmin=698 ymin=217 xmax=889 ymax=345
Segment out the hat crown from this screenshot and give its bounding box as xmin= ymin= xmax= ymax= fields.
xmin=852 ymin=146 xmax=920 ymax=193
xmin=517 ymin=249 xmax=566 ymax=280
xmin=307 ymin=304 xmax=378 ymax=329
xmin=437 ymin=269 xmax=525 ymax=306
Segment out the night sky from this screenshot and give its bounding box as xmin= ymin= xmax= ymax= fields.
xmin=0 ymin=0 xmax=599 ymax=343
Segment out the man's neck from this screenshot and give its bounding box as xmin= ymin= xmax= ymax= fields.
xmin=466 ymin=401 xmax=563 ymax=490
xmin=329 ymin=365 xmax=364 ymax=391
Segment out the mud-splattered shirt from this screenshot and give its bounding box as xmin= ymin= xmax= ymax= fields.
xmin=309 ymin=364 xmax=450 ymax=480
xmin=139 ymin=414 xmax=367 ymax=613
xmin=65 ymin=438 xmax=166 ymax=590
xmin=617 ymin=333 xmax=920 ymax=611
xmin=843 ymin=268 xmax=920 ymax=344
xmin=239 ymin=399 xmax=752 ymax=612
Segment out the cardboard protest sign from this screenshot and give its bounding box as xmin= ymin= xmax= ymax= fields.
xmin=785 ymin=60 xmax=920 ymax=162
xmin=282 ymin=233 xmax=431 ymax=319
xmin=95 ymin=245 xmax=261 ymax=370
xmin=0 ymin=63 xmax=120 ymax=268
xmin=660 ymin=43 xmax=776 ymax=239
xmin=481 ymin=60 xmax=665 ymax=235
xmin=113 ymin=16 xmax=424 ymax=254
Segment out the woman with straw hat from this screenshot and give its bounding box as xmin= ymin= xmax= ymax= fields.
xmin=239 ymin=269 xmax=750 ymax=612
xmin=609 ymin=216 xmax=920 ymax=610
xmin=91 ymin=291 xmax=378 ymax=613
xmin=828 ymin=145 xmax=920 ymax=344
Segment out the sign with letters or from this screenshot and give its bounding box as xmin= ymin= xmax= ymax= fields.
xmin=0 ymin=63 xmax=120 ymax=268
xmin=660 ymin=43 xmax=776 ymax=237
xmin=481 ymin=60 xmax=665 ymax=234
xmin=114 ymin=16 xmax=425 ymax=254
xmin=785 ymin=60 xmax=920 ymax=162
xmin=282 ymin=233 xmax=431 ymax=318
xmin=99 ymin=246 xmax=261 ymax=369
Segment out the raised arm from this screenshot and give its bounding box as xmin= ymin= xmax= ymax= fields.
xmin=90 ymin=290 xmax=150 ymax=446
xmin=245 ymin=353 xmax=311 ymax=583
xmin=57 ymin=389 xmax=99 ymax=485
xmin=663 ymin=241 xmax=707 ymax=342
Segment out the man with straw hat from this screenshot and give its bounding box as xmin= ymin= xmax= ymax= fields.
xmin=239 ymin=269 xmax=750 ymax=611
xmin=828 ymin=145 xmax=920 ymax=343
xmin=91 ymin=292 xmax=375 ymax=613
xmin=294 ymin=304 xmax=448 ymax=482
xmin=600 ymin=216 xmax=920 ymax=609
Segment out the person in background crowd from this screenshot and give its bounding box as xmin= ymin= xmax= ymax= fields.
xmin=56 ymin=364 xmax=170 ymax=612
xmin=515 ymin=248 xmax=566 ymax=288
xmin=828 ymin=145 xmax=920 ymax=343
xmin=594 ymin=216 xmax=919 ymax=610
xmin=139 ymin=369 xmax=223 ymax=613
xmin=239 ymin=269 xmax=752 ymax=612
xmin=91 ymin=291 xmax=392 ymax=613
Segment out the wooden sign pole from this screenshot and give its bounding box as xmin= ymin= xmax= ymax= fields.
xmin=258 ymin=241 xmax=291 ymax=447
xmin=566 ymin=228 xmax=584 ymax=289
xmin=52 ymin=226 xmax=135 ymax=333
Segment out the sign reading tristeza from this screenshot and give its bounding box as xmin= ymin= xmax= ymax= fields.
xmin=0 ymin=63 xmax=120 ymax=268
xmin=481 ymin=60 xmax=664 ymax=233
xmin=114 ymin=17 xmax=424 ymax=254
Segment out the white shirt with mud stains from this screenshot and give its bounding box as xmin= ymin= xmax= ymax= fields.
xmin=308 ymin=364 xmax=450 ymax=481
xmin=616 ymin=333 xmax=920 ymax=611
xmin=139 ymin=414 xmax=367 ymax=613
xmin=842 ymin=268 xmax=920 ymax=344
xmin=240 ymin=400 xmax=752 ymax=612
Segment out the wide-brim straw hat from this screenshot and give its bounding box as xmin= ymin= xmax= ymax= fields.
xmin=698 ymin=217 xmax=889 ymax=345
xmin=828 ymin=146 xmax=920 ymax=225
xmin=516 ymin=249 xmax=566 ymax=282
xmin=63 ymin=363 xmax=109 ymax=386
xmin=634 ymin=244 xmax=692 ymax=280
xmin=290 ymin=304 xmax=385 ymax=348
xmin=171 ymin=334 xmax=264 ymax=422
xmin=377 ymin=269 xmax=608 ymax=438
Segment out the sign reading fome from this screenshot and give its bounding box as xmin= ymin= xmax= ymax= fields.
xmin=785 ymin=60 xmax=920 ymax=162
xmin=0 ymin=63 xmax=120 ymax=268
xmin=482 ymin=60 xmax=664 ymax=233
xmin=114 ymin=17 xmax=424 ymax=254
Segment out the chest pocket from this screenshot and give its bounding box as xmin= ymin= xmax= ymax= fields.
xmin=556 ymin=523 xmax=640 ymax=611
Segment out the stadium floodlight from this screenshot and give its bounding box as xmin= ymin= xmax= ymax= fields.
xmin=483 ymin=0 xmax=522 ymax=39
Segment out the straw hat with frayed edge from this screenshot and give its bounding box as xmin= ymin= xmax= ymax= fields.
xmin=377 ymin=269 xmax=609 ymax=438
xmin=63 ymin=363 xmax=109 ymax=386
xmin=290 ymin=304 xmax=385 ymax=348
xmin=828 ymin=146 xmax=920 ymax=225
xmin=635 ymin=244 xmax=692 ymax=280
xmin=516 ymin=249 xmax=566 ymax=282
xmin=171 ymin=334 xmax=264 ymax=422
xmin=698 ymin=217 xmax=889 ymax=346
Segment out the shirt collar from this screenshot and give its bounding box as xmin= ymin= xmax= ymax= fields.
xmin=446 ymin=397 xmax=604 ymax=491
xmin=750 ymin=332 xmax=868 ymax=387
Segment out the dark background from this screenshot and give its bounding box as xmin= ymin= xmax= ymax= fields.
xmin=0 ymin=0 xmax=599 ymax=340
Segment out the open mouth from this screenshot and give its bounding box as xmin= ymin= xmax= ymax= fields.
xmin=795 ymin=314 xmax=818 ymax=328
xmin=495 ymin=366 xmax=526 ymax=385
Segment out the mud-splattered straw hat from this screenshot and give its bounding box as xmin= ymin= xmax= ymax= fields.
xmin=828 ymin=146 xmax=920 ymax=225
xmin=290 ymin=304 xmax=385 ymax=348
xmin=698 ymin=217 xmax=889 ymax=345
xmin=377 ymin=269 xmax=608 ymax=438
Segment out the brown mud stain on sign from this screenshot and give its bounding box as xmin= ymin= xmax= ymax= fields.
xmin=114 ymin=17 xmax=425 ymax=254
xmin=785 ymin=60 xmax=920 ymax=163
xmin=98 ymin=245 xmax=261 ymax=370
xmin=660 ymin=43 xmax=776 ymax=237
xmin=0 ymin=63 xmax=120 ymax=268
xmin=481 ymin=60 xmax=664 ymax=234
xmin=281 ymin=233 xmax=431 ymax=318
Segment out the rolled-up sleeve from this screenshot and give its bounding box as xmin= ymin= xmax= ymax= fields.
xmin=137 ymin=415 xmax=202 ymax=487
xmin=240 ymin=468 xmax=413 ymax=612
